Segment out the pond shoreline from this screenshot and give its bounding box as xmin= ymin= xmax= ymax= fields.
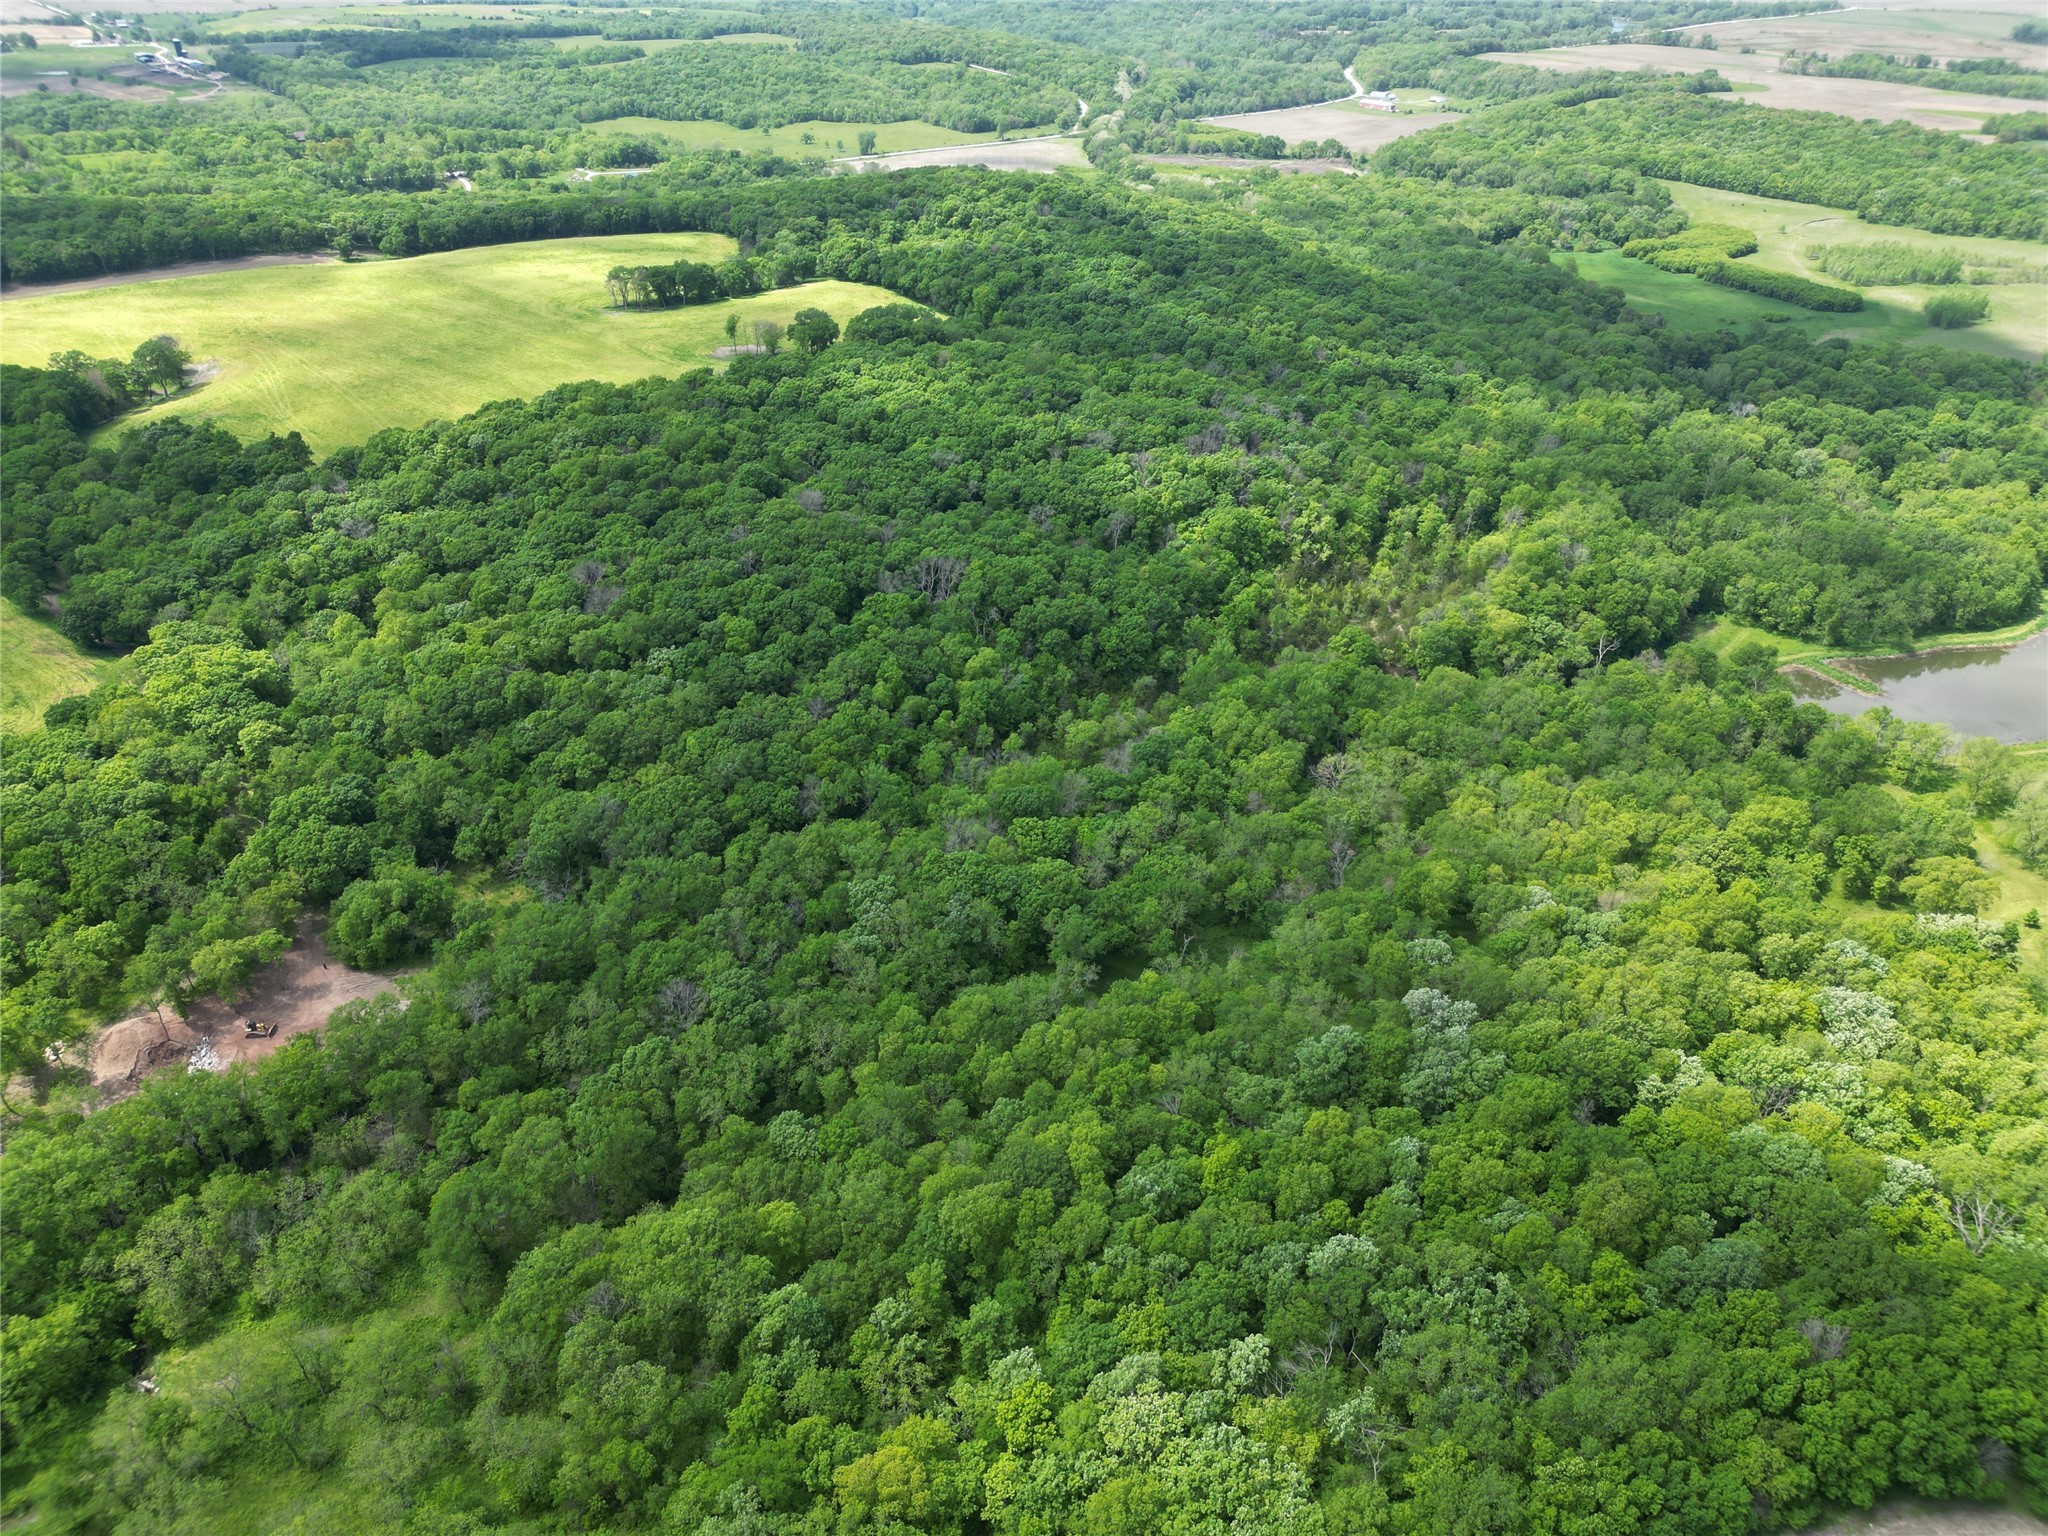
xmin=1781 ymin=660 xmax=1881 ymax=697
xmin=1774 ymin=614 xmax=2048 ymax=700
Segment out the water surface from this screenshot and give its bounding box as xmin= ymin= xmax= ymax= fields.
xmin=1787 ymin=632 xmax=2048 ymax=744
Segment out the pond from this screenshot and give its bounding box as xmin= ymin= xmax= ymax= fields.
xmin=1786 ymin=632 xmax=2048 ymax=745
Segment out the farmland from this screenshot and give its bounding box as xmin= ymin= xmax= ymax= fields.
xmin=0 ymin=235 xmax=901 ymax=450
xmin=1669 ymin=4 xmax=2048 ymax=67
xmin=1202 ymin=99 xmax=1459 ymax=152
xmin=1479 ymin=44 xmax=2030 ymax=130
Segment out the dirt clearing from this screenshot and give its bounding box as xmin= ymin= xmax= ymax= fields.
xmin=1202 ymin=102 xmax=1459 ymax=152
xmin=1482 ymin=44 xmax=2025 ymax=129
xmin=85 ymin=925 xmax=397 ymax=1101
xmin=838 ymin=138 xmax=1084 ymax=172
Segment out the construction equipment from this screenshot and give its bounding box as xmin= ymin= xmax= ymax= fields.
xmin=241 ymin=1017 xmax=277 ymax=1039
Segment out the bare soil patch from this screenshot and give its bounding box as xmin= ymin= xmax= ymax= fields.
xmin=1201 ymin=103 xmax=1459 ymax=153
xmin=838 ymin=138 xmax=1083 ymax=172
xmin=1482 ymin=44 xmax=2023 ymax=130
xmin=86 ymin=926 xmax=396 ymax=1102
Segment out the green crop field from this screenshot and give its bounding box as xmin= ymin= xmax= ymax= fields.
xmin=0 ymin=43 xmax=146 ymax=79
xmin=581 ymin=116 xmax=1048 ymax=159
xmin=0 ymin=236 xmax=903 ymax=452
xmin=1 ymin=601 xmax=119 ymax=735
xmin=1568 ymin=183 xmax=2047 ymax=361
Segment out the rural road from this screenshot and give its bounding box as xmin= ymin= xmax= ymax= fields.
xmin=1343 ymin=63 xmax=1365 ymax=98
xmin=1806 ymin=1506 xmax=2048 ymax=1536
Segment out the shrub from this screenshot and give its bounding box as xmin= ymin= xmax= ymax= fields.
xmin=1806 ymin=240 xmax=1962 ymax=286
xmin=1924 ymin=289 xmax=1991 ymax=328
xmin=328 ymin=864 xmax=456 ymax=968
xmin=1982 ymin=110 xmax=2048 ymax=141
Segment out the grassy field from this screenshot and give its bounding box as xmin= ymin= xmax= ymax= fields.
xmin=582 ymin=115 xmax=1043 ymax=158
xmin=1567 ymin=183 xmax=2047 ymax=362
xmin=1 ymin=601 xmax=119 ymax=735
xmin=1977 ymin=825 xmax=2048 ymax=975
xmin=0 ymin=235 xmax=902 ymax=452
xmin=1696 ymin=609 xmax=2048 ymax=671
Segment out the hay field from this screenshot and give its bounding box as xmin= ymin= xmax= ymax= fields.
xmin=0 ymin=235 xmax=902 ymax=451
xmin=1201 ymin=101 xmax=1459 ymax=152
xmin=1479 ymin=45 xmax=2025 ymax=130
xmin=1 ymin=601 xmax=118 ymax=735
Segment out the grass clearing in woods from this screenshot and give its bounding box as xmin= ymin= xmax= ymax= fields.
xmin=0 ymin=235 xmax=904 ymax=452
xmin=1 ymin=600 xmax=118 ymax=735
xmin=1565 ymin=183 xmax=2047 ymax=362
xmin=582 ymin=115 xmax=1048 ymax=158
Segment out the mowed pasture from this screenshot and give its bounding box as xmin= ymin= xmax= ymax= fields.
xmin=1479 ymin=45 xmax=2025 ymax=130
xmin=0 ymin=236 xmax=903 ymax=451
xmin=1569 ymin=183 xmax=2046 ymax=362
xmin=1 ymin=601 xmax=118 ymax=735
xmin=1201 ymin=101 xmax=1459 ymax=152
xmin=584 ymin=115 xmax=1046 ymax=159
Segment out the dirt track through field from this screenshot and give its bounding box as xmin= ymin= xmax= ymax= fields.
xmin=1807 ymin=1506 xmax=2048 ymax=1536
xmin=85 ymin=926 xmax=396 ymax=1101
xmin=2 ymin=252 xmax=334 ymax=300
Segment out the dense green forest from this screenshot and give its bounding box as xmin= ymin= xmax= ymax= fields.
xmin=5 ymin=160 xmax=2048 ymax=1533
xmin=6 ymin=0 xmax=2048 ymax=1531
